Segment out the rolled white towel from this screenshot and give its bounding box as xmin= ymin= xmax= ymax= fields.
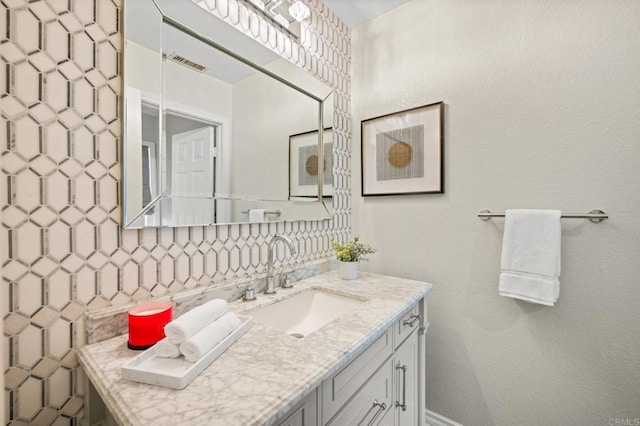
xmin=164 ymin=299 xmax=229 ymax=344
xmin=153 ymin=338 xmax=180 ymax=358
xmin=179 ymin=312 xmax=242 ymax=363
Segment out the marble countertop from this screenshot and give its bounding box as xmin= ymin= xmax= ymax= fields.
xmin=78 ymin=271 xmax=432 ymax=426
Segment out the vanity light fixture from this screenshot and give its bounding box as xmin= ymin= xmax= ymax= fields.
xmin=288 ymin=1 xmax=310 ymax=22
xmin=247 ymin=0 xmax=266 ymax=10
xmin=240 ymin=0 xmax=310 ymax=38
xmin=273 ymin=14 xmax=290 ymax=29
xmin=268 ymin=0 xmax=285 ymax=11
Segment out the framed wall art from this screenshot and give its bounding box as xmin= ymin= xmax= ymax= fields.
xmin=361 ymin=102 xmax=443 ymax=196
xmin=289 ymin=128 xmax=333 ymax=198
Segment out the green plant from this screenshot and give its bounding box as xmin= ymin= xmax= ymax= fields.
xmin=332 ymin=237 xmax=376 ymax=262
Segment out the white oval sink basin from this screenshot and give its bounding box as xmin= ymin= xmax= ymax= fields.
xmin=247 ymin=288 xmax=366 ymax=338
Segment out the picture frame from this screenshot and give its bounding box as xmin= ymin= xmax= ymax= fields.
xmin=361 ymin=101 xmax=443 ymax=196
xmin=289 ymin=128 xmax=333 ymax=198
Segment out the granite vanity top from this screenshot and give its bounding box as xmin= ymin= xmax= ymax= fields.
xmin=78 ymin=271 xmax=432 ymax=426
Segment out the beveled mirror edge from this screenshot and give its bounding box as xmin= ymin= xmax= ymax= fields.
xmin=122 ymin=0 xmax=335 ymax=229
xmin=121 ymin=0 xmax=164 ymax=229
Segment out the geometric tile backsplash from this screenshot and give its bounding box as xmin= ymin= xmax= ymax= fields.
xmin=1 ymin=0 xmax=351 ymax=423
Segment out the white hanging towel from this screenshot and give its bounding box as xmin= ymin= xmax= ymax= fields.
xmin=499 ymin=209 xmax=561 ymax=306
xmin=249 ymin=209 xmax=266 ymax=223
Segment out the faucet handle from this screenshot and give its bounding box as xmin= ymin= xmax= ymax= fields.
xmin=243 ymin=284 xmax=257 ymax=301
xmin=281 ymin=274 xmax=294 ymax=289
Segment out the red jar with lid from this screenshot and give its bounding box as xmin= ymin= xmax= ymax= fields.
xmin=127 ymin=301 xmax=173 ymax=350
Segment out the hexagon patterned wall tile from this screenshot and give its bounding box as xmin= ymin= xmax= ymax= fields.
xmin=1 ymin=0 xmax=351 ymax=423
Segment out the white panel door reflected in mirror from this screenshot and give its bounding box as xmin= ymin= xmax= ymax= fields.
xmin=170 ymin=126 xmax=216 ymax=225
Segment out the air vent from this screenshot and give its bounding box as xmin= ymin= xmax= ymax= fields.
xmin=163 ymin=52 xmax=207 ymax=73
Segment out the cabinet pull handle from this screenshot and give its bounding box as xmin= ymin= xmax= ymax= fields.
xmin=396 ymin=363 xmax=407 ymax=411
xmin=402 ymin=314 xmax=420 ymax=327
xmin=367 ymin=399 xmax=387 ymax=425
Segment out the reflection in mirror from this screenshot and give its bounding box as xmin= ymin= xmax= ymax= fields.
xmin=123 ymin=0 xmax=334 ymax=228
xmin=289 ymin=128 xmax=333 ymax=199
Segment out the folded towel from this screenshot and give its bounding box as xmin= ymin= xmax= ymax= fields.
xmin=179 ymin=312 xmax=242 ymax=363
xmin=249 ymin=209 xmax=266 ymax=223
xmin=153 ymin=338 xmax=181 ymax=358
xmin=499 ymin=209 xmax=561 ymax=306
xmin=164 ymin=299 xmax=229 ymax=344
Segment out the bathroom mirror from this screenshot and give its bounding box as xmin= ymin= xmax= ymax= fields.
xmin=123 ymin=0 xmax=334 ymax=228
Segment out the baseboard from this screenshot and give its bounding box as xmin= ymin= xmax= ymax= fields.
xmin=425 ymin=409 xmax=464 ymax=426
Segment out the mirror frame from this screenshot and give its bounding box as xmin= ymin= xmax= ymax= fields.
xmin=122 ymin=0 xmax=334 ymax=228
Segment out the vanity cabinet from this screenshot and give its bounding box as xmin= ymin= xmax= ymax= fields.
xmin=78 ymin=274 xmax=431 ymax=426
xmin=278 ymin=298 xmax=424 ymax=426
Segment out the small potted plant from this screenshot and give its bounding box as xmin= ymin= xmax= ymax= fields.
xmin=332 ymin=236 xmax=376 ymax=280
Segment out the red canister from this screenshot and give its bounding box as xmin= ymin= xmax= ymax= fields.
xmin=127 ymin=301 xmax=173 ymax=350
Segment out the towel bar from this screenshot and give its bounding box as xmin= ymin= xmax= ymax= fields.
xmin=477 ymin=209 xmax=608 ymax=223
xmin=241 ymin=210 xmax=281 ymax=217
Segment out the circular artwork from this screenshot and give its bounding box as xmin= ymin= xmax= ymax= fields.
xmin=387 ymin=141 xmax=412 ymax=168
xmin=305 ymin=154 xmax=319 ymax=176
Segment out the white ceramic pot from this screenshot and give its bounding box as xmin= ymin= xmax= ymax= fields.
xmin=338 ymin=261 xmax=358 ymax=280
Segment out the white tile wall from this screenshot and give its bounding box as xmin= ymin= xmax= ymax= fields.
xmin=1 ymin=0 xmax=351 ymax=423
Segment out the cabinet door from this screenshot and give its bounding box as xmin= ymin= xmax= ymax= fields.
xmin=395 ymin=330 xmax=418 ymax=426
xmin=278 ymin=389 xmax=318 ymax=426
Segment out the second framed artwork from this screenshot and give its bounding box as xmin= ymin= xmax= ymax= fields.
xmin=361 ymin=102 xmax=443 ymax=196
xmin=289 ymin=128 xmax=333 ymax=198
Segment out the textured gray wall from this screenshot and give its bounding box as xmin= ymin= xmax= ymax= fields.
xmin=352 ymin=1 xmax=640 ymax=425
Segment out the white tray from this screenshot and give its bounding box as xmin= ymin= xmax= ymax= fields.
xmin=121 ymin=315 xmax=253 ymax=389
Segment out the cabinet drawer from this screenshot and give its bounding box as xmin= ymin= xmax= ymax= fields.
xmin=322 ymin=328 xmax=393 ymax=421
xmin=394 ymin=303 xmax=420 ymax=349
xmin=326 ymin=358 xmax=394 ymax=426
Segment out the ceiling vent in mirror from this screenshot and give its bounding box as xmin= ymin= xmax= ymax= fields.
xmin=163 ymin=52 xmax=207 ymax=73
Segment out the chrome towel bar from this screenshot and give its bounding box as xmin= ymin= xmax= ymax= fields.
xmin=478 ymin=209 xmax=608 ymax=223
xmin=241 ymin=210 xmax=281 ymax=217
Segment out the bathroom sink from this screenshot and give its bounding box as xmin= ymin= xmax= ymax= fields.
xmin=247 ymin=288 xmax=365 ymax=338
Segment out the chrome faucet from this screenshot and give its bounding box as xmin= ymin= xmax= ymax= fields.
xmin=265 ymin=235 xmax=296 ymax=295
